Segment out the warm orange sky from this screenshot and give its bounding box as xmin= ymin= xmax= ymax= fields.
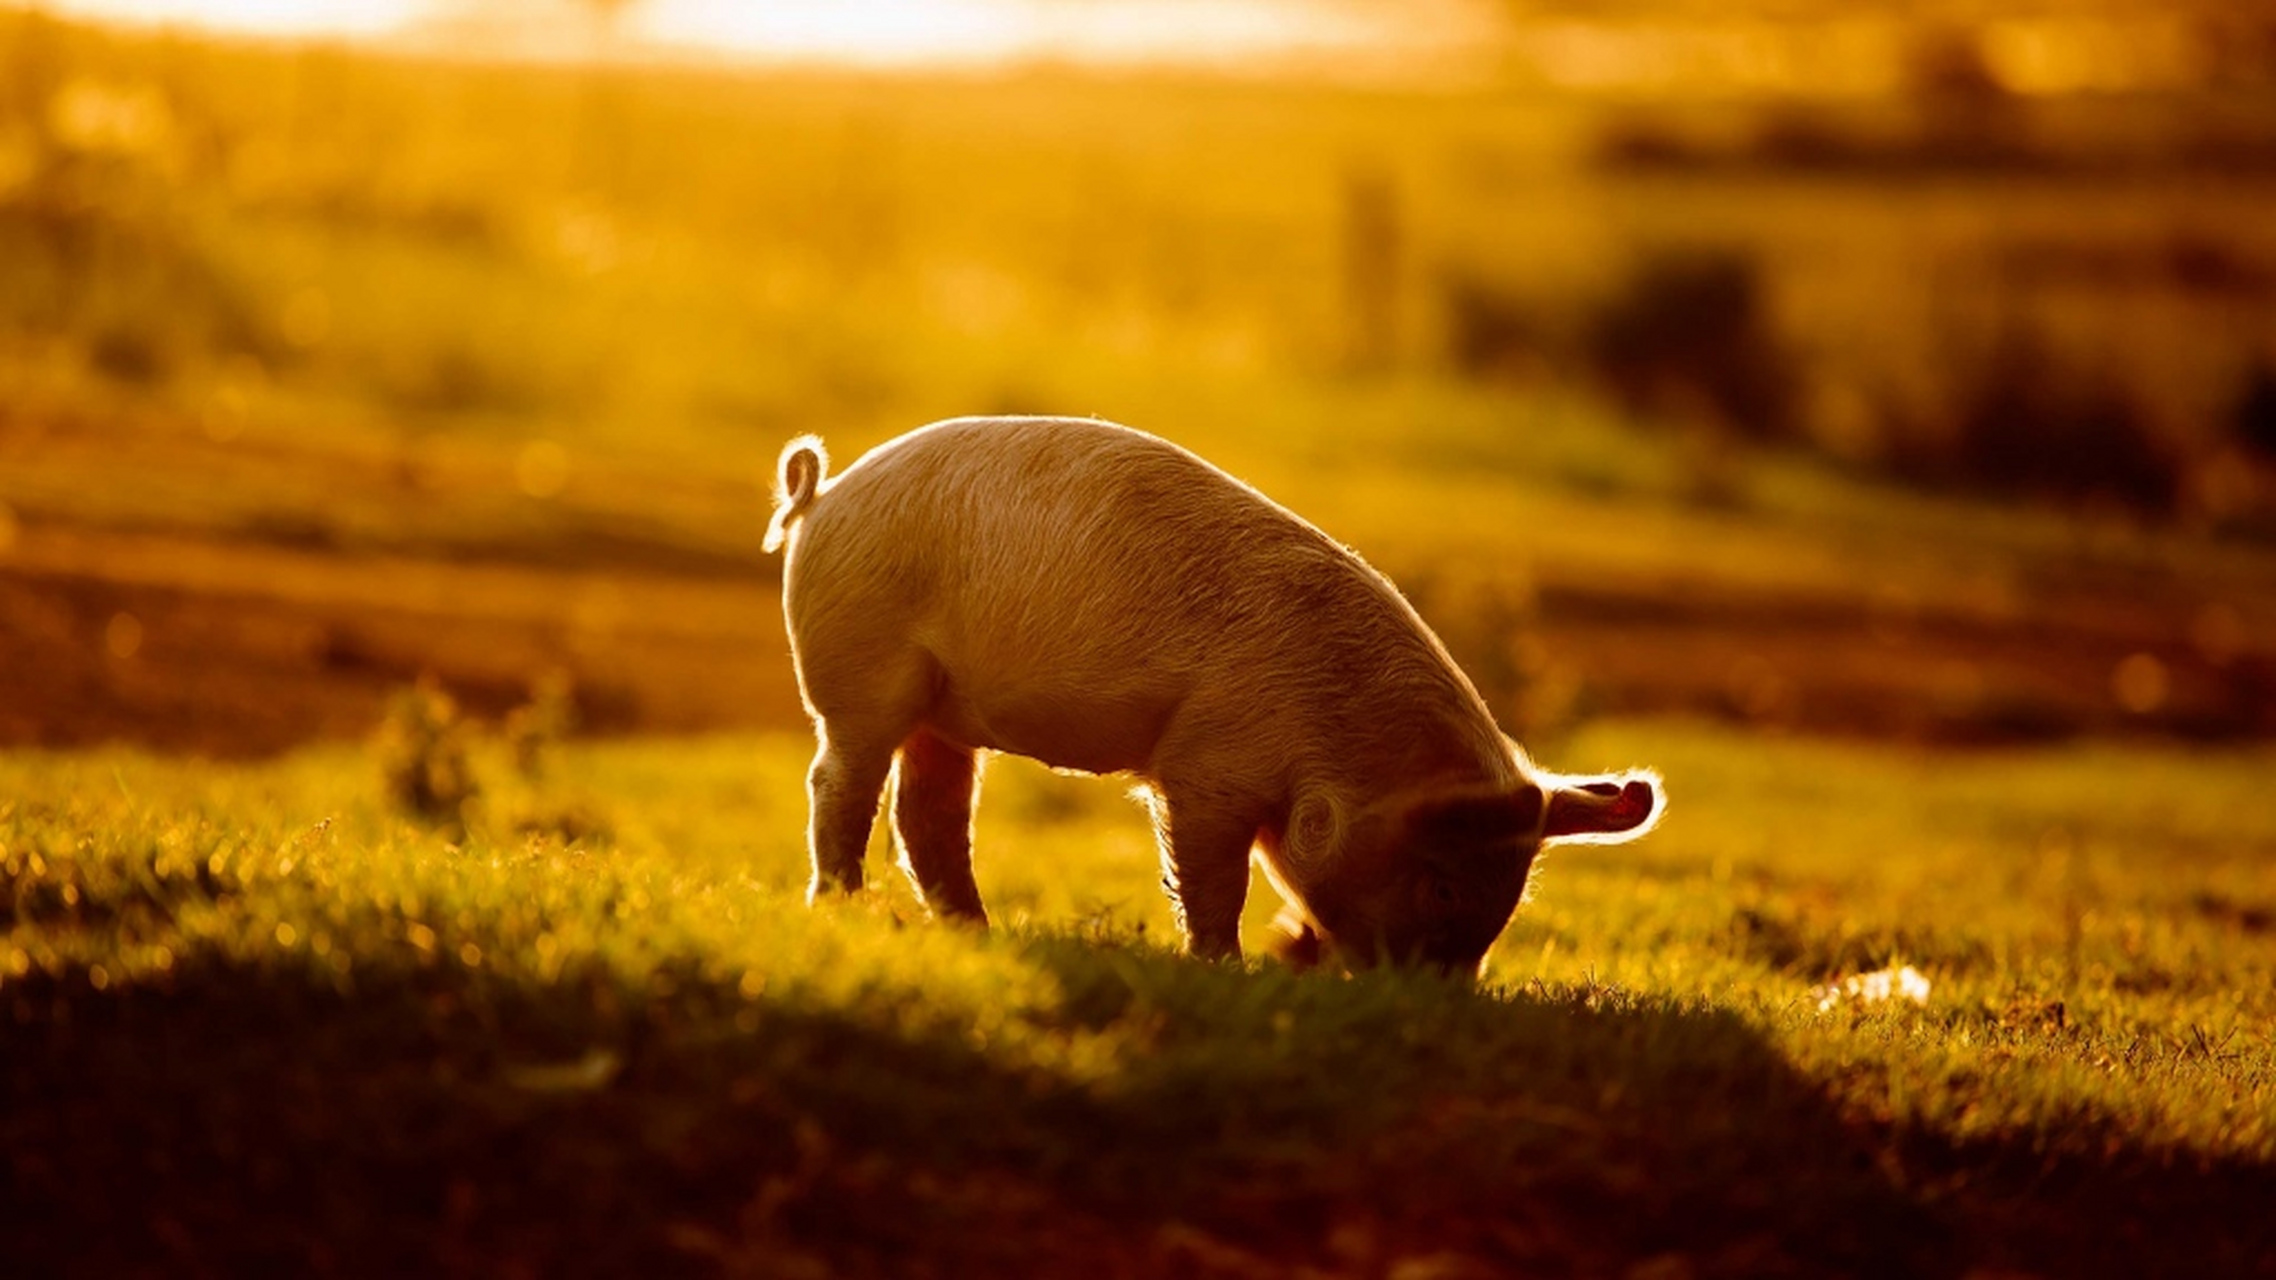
xmin=30 ymin=0 xmax=412 ymax=39
xmin=20 ymin=0 xmax=1444 ymax=66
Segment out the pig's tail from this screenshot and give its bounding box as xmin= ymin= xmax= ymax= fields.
xmin=764 ymin=435 xmax=829 ymax=552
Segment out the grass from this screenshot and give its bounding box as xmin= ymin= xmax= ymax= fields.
xmin=6 ymin=719 xmax=2273 ymax=1275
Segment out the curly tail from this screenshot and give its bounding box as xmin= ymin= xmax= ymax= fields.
xmin=763 ymin=435 xmax=828 ymax=553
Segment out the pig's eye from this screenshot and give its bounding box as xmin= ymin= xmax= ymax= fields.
xmin=1419 ymin=876 xmax=1459 ymax=909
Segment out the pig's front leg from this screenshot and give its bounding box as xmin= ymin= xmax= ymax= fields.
xmin=1147 ymin=785 xmax=1256 ymax=961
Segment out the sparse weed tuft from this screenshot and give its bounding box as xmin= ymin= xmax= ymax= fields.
xmin=375 ymin=672 xmax=612 ymax=847
xmin=504 ymin=667 xmax=579 ymax=782
xmin=375 ymin=676 xmax=479 ymax=837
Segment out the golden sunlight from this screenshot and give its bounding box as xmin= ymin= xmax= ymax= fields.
xmin=23 ymin=0 xmax=1409 ymax=66
xmin=640 ymin=0 xmax=1062 ymax=66
xmin=30 ymin=0 xmax=415 ymax=39
xmin=641 ymin=0 xmax=1360 ymax=67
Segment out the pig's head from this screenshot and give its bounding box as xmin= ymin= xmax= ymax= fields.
xmin=1271 ymin=769 xmax=1662 ymax=978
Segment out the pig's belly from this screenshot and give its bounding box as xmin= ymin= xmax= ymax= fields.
xmin=926 ymin=681 xmax=1172 ymax=778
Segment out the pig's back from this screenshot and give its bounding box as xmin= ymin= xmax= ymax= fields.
xmin=787 ymin=417 xmax=1450 ymax=771
xmin=803 ymin=416 xmax=1358 ymax=637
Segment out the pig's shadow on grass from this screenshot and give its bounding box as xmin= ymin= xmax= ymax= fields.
xmin=1014 ymin=934 xmax=1944 ymax=1277
xmin=7 ymin=928 xmax=2274 ymax=1277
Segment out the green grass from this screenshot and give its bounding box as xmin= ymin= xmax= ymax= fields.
xmin=6 ymin=721 xmax=2273 ymax=1275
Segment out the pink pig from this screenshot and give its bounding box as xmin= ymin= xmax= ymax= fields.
xmin=764 ymin=416 xmax=1661 ymax=974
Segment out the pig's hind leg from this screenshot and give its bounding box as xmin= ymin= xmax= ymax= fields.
xmin=891 ymin=728 xmax=987 ymax=924
xmin=805 ymin=721 xmax=898 ymax=901
xmin=797 ymin=638 xmax=941 ymax=901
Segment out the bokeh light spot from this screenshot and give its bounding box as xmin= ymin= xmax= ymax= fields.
xmin=516 ymin=440 xmax=571 ymax=499
xmin=281 ymin=288 xmax=331 ymax=350
xmin=105 ymin=612 xmax=144 ymax=660
xmin=2111 ymin=652 xmax=2169 ymax=715
xmin=2190 ymin=604 xmax=2246 ymax=666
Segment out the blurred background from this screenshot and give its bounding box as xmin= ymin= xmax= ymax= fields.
xmin=3 ymin=0 xmax=2273 ymax=759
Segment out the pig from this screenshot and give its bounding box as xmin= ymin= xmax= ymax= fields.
xmin=763 ymin=416 xmax=1662 ymax=975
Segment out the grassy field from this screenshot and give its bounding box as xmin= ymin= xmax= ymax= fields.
xmin=5 ymin=719 xmax=2274 ymax=1275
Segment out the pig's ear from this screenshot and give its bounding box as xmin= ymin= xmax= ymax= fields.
xmin=1542 ymin=772 xmax=1662 ymax=844
xmin=1408 ymin=784 xmax=1545 ymax=848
